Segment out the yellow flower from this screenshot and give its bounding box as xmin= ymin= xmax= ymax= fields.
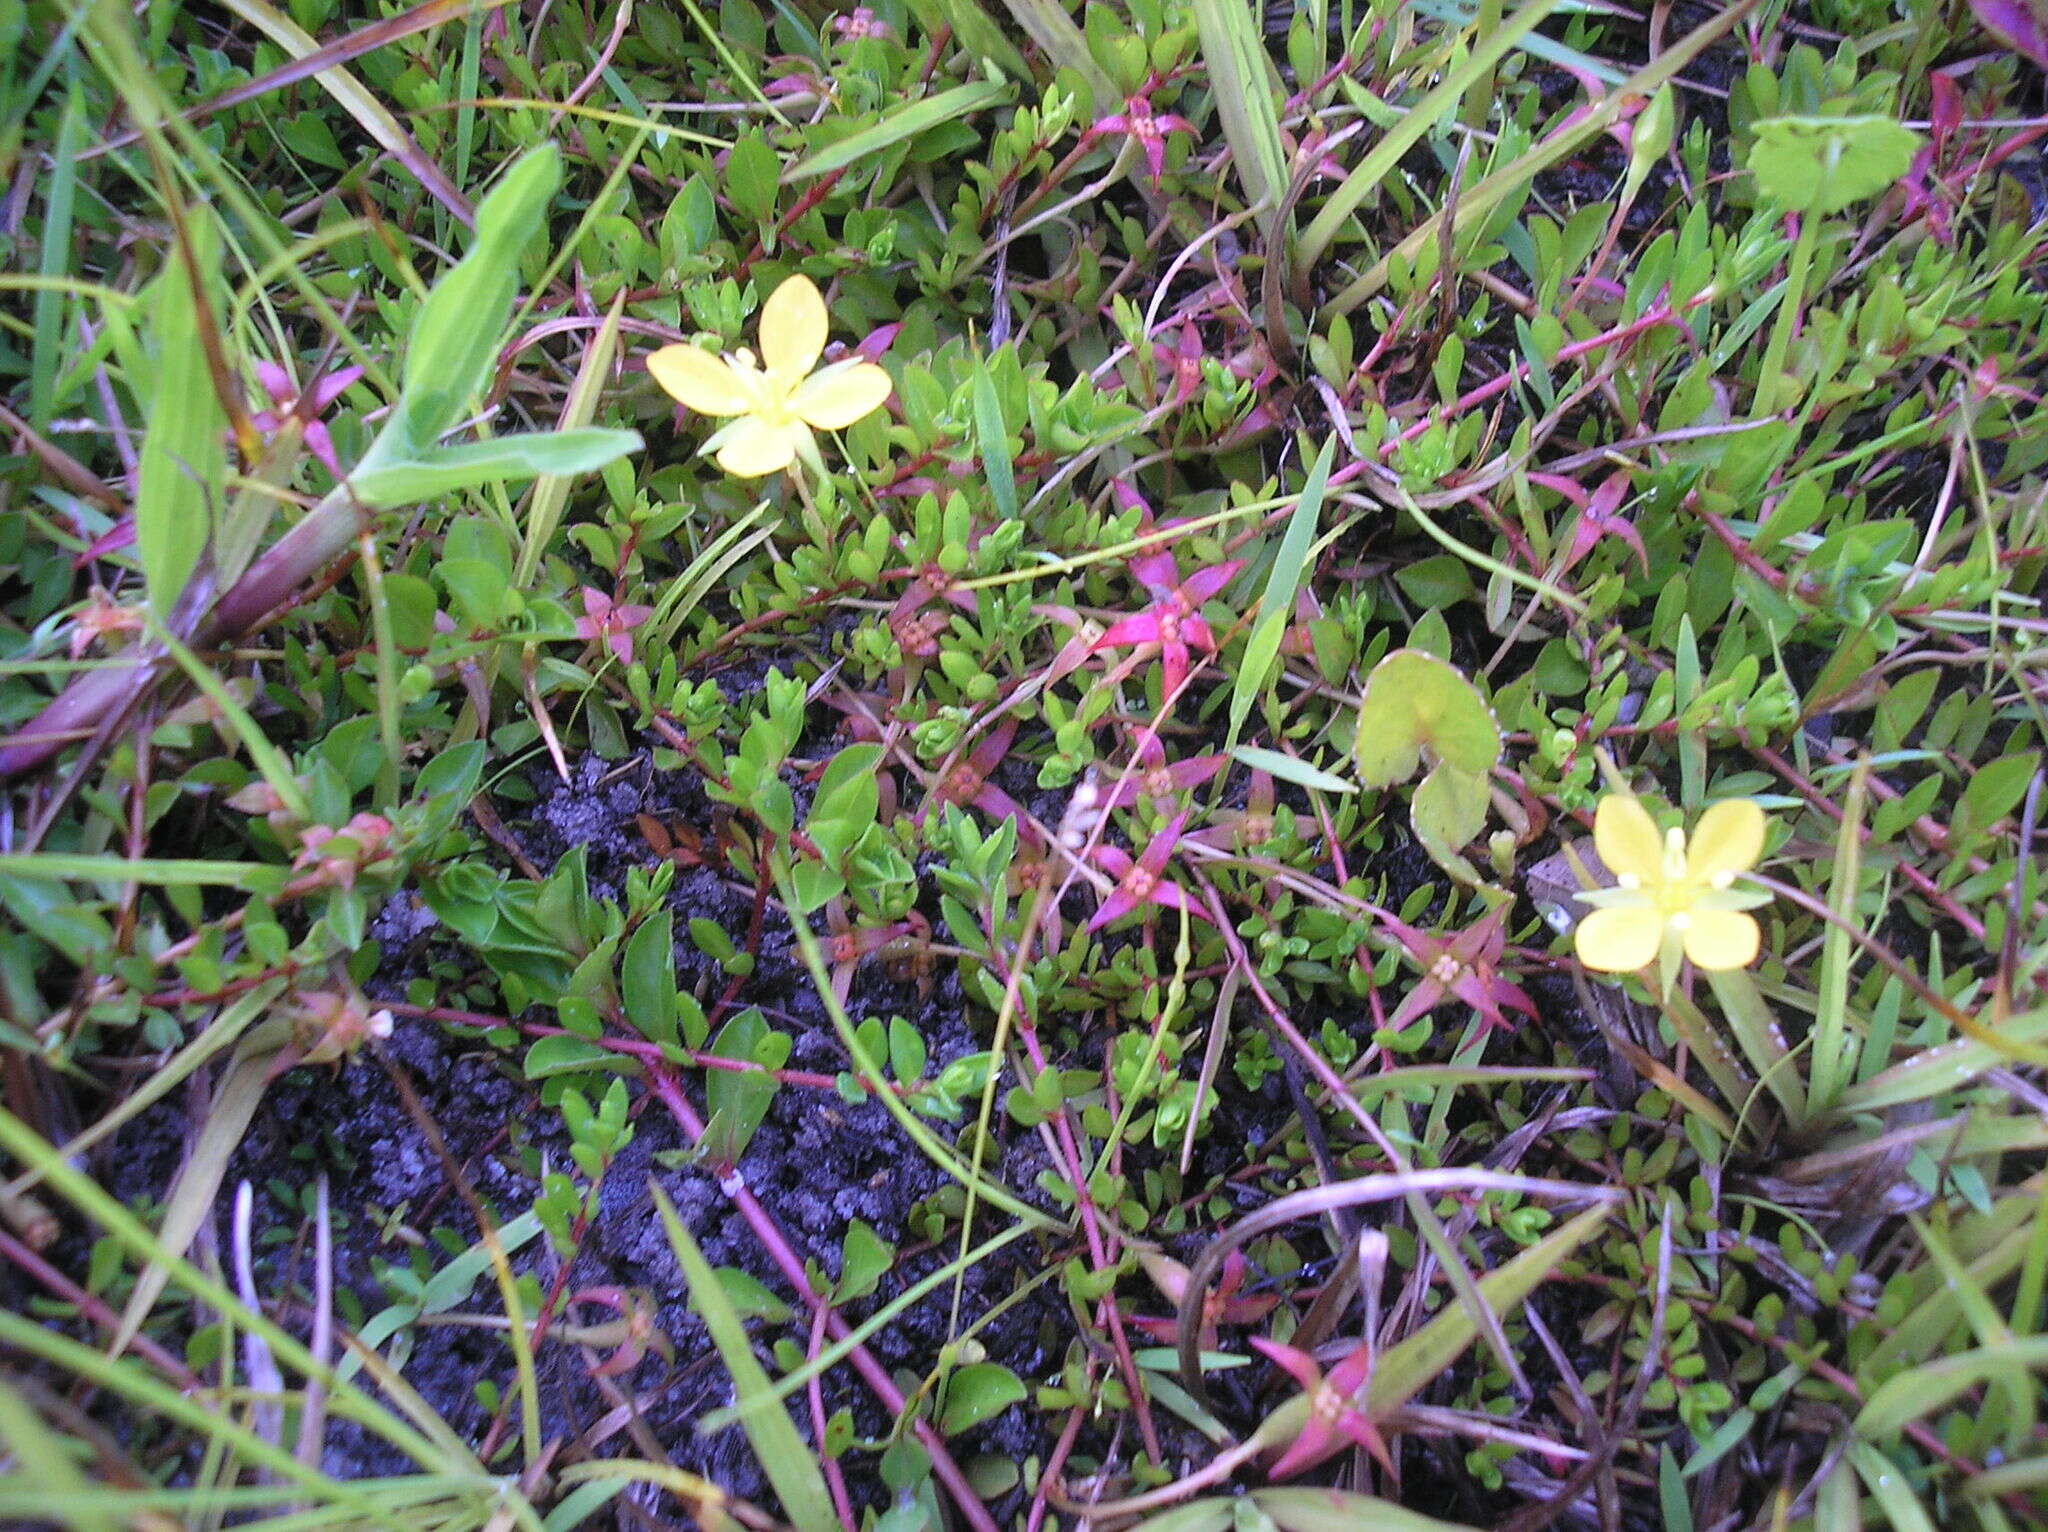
xmin=1573 ymin=794 xmax=1770 ymax=975
xmin=645 ymin=274 xmax=892 ymax=478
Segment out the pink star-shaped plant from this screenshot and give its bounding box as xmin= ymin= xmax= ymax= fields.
xmin=1379 ymin=904 xmax=1536 ymax=1037
xmin=1528 ymin=467 xmax=1648 ymax=576
xmin=1087 ymin=812 xmax=1208 ymax=932
xmin=1101 ymin=731 xmax=1227 ymax=814
xmin=1249 ymin=1335 xmax=1395 ymax=1481
xmin=251 ymin=360 xmax=363 ymax=477
xmin=1131 ymin=1249 xmax=1279 ymax=1350
xmin=1083 ymin=87 xmax=1197 ymax=183
xmin=916 ymin=715 xmax=1026 ymax=828
xmin=1093 ymin=537 xmax=1244 ymax=698
xmin=575 ymin=587 xmax=653 ymax=666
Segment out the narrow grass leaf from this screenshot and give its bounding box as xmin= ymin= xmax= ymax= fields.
xmin=1836 ymin=1003 xmax=2048 ymax=1113
xmin=517 ymin=295 xmax=629 ymax=588
xmin=1325 ymin=0 xmax=1757 ymax=314
xmin=1228 ymin=435 xmax=1333 ymax=748
xmin=995 ymin=0 xmax=1116 ymax=115
xmin=0 ymin=854 xmax=283 ymax=889
xmin=1846 ymin=1439 xmax=1938 ymax=1531
xmin=29 ymin=87 xmax=86 ymax=427
xmin=1231 ymin=745 xmax=1356 ymax=796
xmin=113 ymin=1046 xmax=278 ymax=1355
xmin=1296 ymin=0 xmax=1565 ymax=271
xmin=784 ymin=80 xmax=1010 ymax=181
xmin=209 ymin=0 xmax=476 ymax=225
xmin=352 ymin=429 xmax=644 ymax=507
xmin=1856 ymin=1337 xmax=2048 ymax=1438
xmin=651 ymin=1182 xmax=838 ymax=1532
xmin=1251 ymin=1487 xmax=1483 ymax=1532
xmin=973 ymin=363 xmax=1019 ymax=523
xmin=1367 ymin=1203 xmax=1610 ymax=1414
xmin=0 ymin=1380 xmax=117 ymax=1532
xmin=1189 ymin=0 xmax=1288 ymax=231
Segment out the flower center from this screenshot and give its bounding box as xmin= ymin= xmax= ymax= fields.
xmin=730 ymin=348 xmax=797 ymax=424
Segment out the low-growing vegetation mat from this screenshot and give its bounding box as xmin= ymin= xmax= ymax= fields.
xmin=4 ymin=0 xmax=2048 ymax=1527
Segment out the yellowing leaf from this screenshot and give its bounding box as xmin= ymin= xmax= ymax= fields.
xmin=1352 ymin=650 xmax=1502 ymax=787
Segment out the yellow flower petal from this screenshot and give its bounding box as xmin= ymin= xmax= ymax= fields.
xmin=1593 ymin=794 xmax=1663 ymax=884
xmin=1575 ymin=906 xmax=1665 ymax=973
xmin=759 ymin=274 xmax=827 ymax=381
xmin=790 ymin=362 xmax=892 ymax=431
xmin=646 ymin=345 xmax=752 ymax=415
xmin=713 ymin=417 xmax=801 ymax=478
xmin=1688 ymin=799 xmax=1765 ymax=884
xmin=1679 ymin=909 xmax=1759 ymax=970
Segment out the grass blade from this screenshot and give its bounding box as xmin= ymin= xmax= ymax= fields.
xmin=651 ymin=1182 xmax=839 ymax=1532
xmin=1325 ymin=0 xmax=1757 ymax=314
xmin=1295 ymin=0 xmax=1565 ymax=272
xmin=995 ymin=0 xmax=1116 ymax=115
xmin=1190 ymin=0 xmax=1289 ymax=234
xmin=1227 ymin=435 xmax=1334 ymax=749
xmin=784 ymin=80 xmax=1011 ymax=181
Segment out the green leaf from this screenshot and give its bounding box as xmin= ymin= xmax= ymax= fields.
xmin=349 ymin=428 xmax=643 ymax=507
xmin=713 ymin=1266 xmax=795 ymax=1323
xmin=135 ymin=214 xmax=227 ymax=618
xmin=1413 ymin=763 xmax=1491 ymax=849
xmin=1352 ymin=650 xmax=1502 ymax=786
xmin=1229 ymin=437 xmax=1333 ymax=749
xmin=1747 ymin=114 xmax=1923 ymax=216
xmin=1295 ymin=0 xmax=1567 ymax=269
xmin=939 ymin=1361 xmax=1026 ymax=1435
xmin=1230 ymin=746 xmax=1356 ymax=796
xmin=652 ymin=1184 xmax=838 ymax=1532
xmin=396 ymin=144 xmax=562 ymax=445
xmin=1246 ymin=1487 xmax=1481 ymax=1532
xmin=784 ymin=81 xmax=1010 ymax=181
xmin=621 ymin=911 xmax=678 ymax=1047
xmin=523 ymin=1034 xmax=627 ymax=1080
xmin=972 ymin=364 xmax=1018 ymax=523
xmin=809 ymin=742 xmax=884 ymax=866
xmin=835 ymin=1219 xmax=894 ymax=1303
xmin=1188 ymin=0 xmax=1288 ymax=231
xmin=705 ymin=1012 xmax=784 ymax=1162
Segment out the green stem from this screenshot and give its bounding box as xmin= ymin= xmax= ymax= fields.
xmin=1754 ymin=211 xmax=1818 ymax=418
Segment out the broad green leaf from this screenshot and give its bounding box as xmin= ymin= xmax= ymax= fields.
xmin=394 ymin=145 xmax=562 ymax=445
xmin=652 ymin=1184 xmax=838 ymax=1532
xmin=835 ymin=1219 xmax=895 ymax=1303
xmin=1352 ymin=650 xmax=1502 ymax=786
xmin=784 ymin=81 xmax=1010 ymax=181
xmin=621 ymin=910 xmax=678 ymax=1047
xmin=938 ymin=1361 xmax=1026 ymax=1435
xmin=523 ymin=1034 xmax=627 ymax=1080
xmin=350 ymin=428 xmax=642 ymax=506
xmin=713 ymin=1266 xmax=796 ymax=1323
xmin=1413 ymin=762 xmax=1491 ymax=849
xmin=135 ymin=214 xmax=226 ymax=618
xmin=704 ymin=1011 xmax=785 ymax=1162
xmin=1747 ymin=115 xmax=1922 ymax=216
